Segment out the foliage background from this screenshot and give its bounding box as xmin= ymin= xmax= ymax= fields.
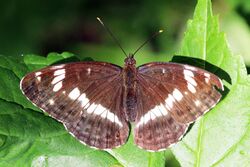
xmin=1 ymin=0 xmax=250 ymax=68
xmin=0 ymin=0 xmax=250 ymax=166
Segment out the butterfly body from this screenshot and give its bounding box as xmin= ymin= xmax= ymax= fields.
xmin=123 ymin=55 xmax=138 ymax=122
xmin=20 ymin=55 xmax=223 ymax=151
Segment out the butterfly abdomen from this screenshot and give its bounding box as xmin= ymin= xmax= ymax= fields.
xmin=123 ymin=58 xmax=138 ymax=122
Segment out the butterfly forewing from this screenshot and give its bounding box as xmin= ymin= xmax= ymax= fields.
xmin=21 ymin=62 xmax=129 ymax=149
xmin=137 ymin=62 xmax=224 ymax=124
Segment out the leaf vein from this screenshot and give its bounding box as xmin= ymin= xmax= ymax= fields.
xmin=211 ymin=122 xmax=250 ymax=166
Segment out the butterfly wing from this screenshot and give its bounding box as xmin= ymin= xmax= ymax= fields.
xmin=137 ymin=62 xmax=223 ymax=124
xmin=134 ymin=79 xmax=188 ymax=151
xmin=133 ymin=62 xmax=223 ymax=151
xmin=20 ymin=62 xmax=129 ymax=149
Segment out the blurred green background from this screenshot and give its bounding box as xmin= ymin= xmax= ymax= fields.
xmin=1 ymin=0 xmax=250 ymax=67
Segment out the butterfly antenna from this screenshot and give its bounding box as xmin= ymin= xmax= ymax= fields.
xmin=133 ymin=30 xmax=163 ymax=56
xmin=97 ymin=17 xmax=128 ymax=57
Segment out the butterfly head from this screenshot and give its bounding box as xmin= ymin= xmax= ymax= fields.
xmin=125 ymin=54 xmax=136 ymax=66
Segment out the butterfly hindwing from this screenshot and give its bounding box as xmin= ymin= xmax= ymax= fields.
xmin=21 ymin=62 xmax=129 ymax=149
xmin=64 ymin=78 xmax=129 ymax=149
xmin=134 ymin=79 xmax=188 ymax=151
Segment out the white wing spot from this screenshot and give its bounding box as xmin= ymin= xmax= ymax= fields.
xmin=162 ymin=69 xmax=166 ymax=74
xmin=53 ymin=81 xmax=62 ymax=92
xmin=51 ymin=65 xmax=65 ymax=70
xmin=138 ymin=116 xmax=144 ymax=126
xmin=86 ymin=103 xmax=97 ymax=114
xmin=78 ymin=93 xmax=90 ymax=107
xmin=54 ymin=69 xmax=65 ymax=76
xmin=184 ymin=69 xmax=194 ymax=77
xmin=52 ymin=74 xmax=65 ymax=84
xmin=143 ymin=113 xmax=151 ymax=125
xmin=86 ymin=102 xmax=123 ymax=127
xmin=100 ymin=110 xmax=107 ymax=118
xmin=165 ymin=94 xmax=175 ymax=110
xmin=49 ymin=99 xmax=55 ymax=105
xmin=152 ymin=107 xmax=162 ymax=117
xmin=184 ymin=70 xmax=197 ymax=86
xmin=136 ymin=104 xmax=168 ymax=127
xmin=159 ymin=104 xmax=168 ymax=116
xmin=184 ymin=65 xmax=196 ymax=71
xmin=87 ymin=68 xmax=91 ymax=75
xmin=37 ymin=76 xmax=41 ymax=82
xmin=150 ymin=111 xmax=156 ymax=120
xmin=187 ymin=83 xmax=196 ymax=93
xmin=204 ymin=73 xmax=211 ymax=83
xmin=35 ymin=72 xmax=42 ymax=76
xmin=106 ymin=111 xmax=115 ymax=123
xmin=195 ymin=100 xmax=201 ymax=106
xmin=114 ymin=115 xmax=120 ymax=127
xmin=68 ymin=88 xmax=80 ymax=100
xmin=204 ymin=73 xmax=210 ymax=78
xmin=187 ymin=77 xmax=197 ymax=86
xmin=172 ymin=88 xmax=183 ymax=101
xmin=95 ymin=104 xmax=107 ymax=116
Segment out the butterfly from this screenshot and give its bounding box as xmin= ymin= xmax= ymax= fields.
xmin=20 ymin=18 xmax=224 ymax=151
xmin=20 ymin=53 xmax=223 ymax=151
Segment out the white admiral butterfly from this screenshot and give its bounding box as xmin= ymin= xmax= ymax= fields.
xmin=20 ymin=18 xmax=224 ymax=151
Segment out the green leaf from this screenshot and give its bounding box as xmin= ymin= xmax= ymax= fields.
xmin=178 ymin=0 xmax=247 ymax=85
xmin=23 ymin=52 xmax=75 ymax=71
xmin=0 ymin=63 xmax=37 ymax=111
xmin=227 ymin=0 xmax=250 ymax=13
xmin=220 ymin=11 xmax=250 ymax=65
xmin=172 ymin=0 xmax=250 ymax=166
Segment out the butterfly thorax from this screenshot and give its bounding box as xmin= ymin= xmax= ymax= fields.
xmin=123 ymin=55 xmax=137 ymax=122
